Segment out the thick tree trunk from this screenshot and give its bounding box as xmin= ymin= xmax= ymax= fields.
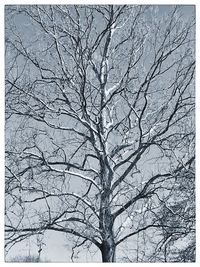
xmin=99 ymin=159 xmax=115 ymax=262
xmin=99 ymin=186 xmax=116 ymax=262
xmin=101 ymin=239 xmax=116 ymax=262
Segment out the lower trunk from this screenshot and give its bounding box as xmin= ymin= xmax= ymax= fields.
xmin=99 ymin=168 xmax=115 ymax=262
xmin=101 ymin=239 xmax=116 ymax=262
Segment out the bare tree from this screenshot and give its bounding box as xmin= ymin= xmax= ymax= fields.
xmin=5 ymin=5 xmax=195 ymax=262
xmin=121 ymin=160 xmax=195 ymax=262
xmin=156 ymin=162 xmax=195 ymax=262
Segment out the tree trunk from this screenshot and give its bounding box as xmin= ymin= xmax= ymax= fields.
xmin=99 ymin=187 xmax=116 ymax=262
xmin=101 ymin=239 xmax=116 ymax=262
xmin=99 ymin=159 xmax=115 ymax=262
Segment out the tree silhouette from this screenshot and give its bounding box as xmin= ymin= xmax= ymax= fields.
xmin=5 ymin=5 xmax=195 ymax=262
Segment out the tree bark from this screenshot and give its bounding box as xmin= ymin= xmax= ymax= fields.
xmin=101 ymin=238 xmax=116 ymax=262
xmin=99 ymin=183 xmax=116 ymax=262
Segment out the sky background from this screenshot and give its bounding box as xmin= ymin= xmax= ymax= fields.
xmin=1 ymin=0 xmax=200 ymax=265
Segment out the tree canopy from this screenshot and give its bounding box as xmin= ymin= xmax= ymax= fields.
xmin=5 ymin=5 xmax=195 ymax=262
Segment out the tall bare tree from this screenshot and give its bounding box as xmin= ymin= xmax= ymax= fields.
xmin=5 ymin=5 xmax=195 ymax=262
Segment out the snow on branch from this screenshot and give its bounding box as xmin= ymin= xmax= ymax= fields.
xmin=47 ymin=165 xmax=101 ymax=191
